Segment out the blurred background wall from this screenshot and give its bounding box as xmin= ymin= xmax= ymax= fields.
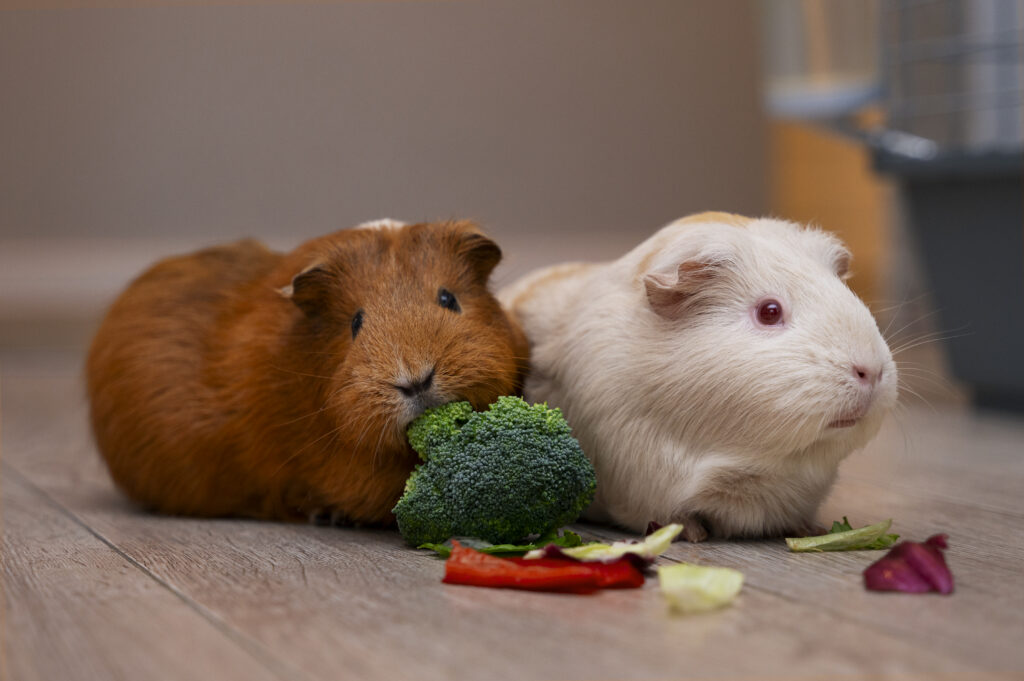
xmin=0 ymin=0 xmax=767 ymax=347
xmin=3 ymin=0 xmax=1021 ymax=409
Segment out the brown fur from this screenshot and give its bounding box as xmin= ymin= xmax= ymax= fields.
xmin=86 ymin=221 xmax=529 ymax=524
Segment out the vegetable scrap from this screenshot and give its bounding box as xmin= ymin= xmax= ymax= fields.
xmin=418 ymin=530 xmax=585 ymax=558
xmin=524 ymin=523 xmax=683 ymax=564
xmin=442 ymin=541 xmax=644 ymax=593
xmin=657 ymin=563 xmax=744 ymax=614
xmin=863 ymin=534 xmax=954 ymax=594
xmin=786 ymin=517 xmax=900 ymax=552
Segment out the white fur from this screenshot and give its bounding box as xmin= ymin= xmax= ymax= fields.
xmin=356 ymin=218 xmax=407 ymax=231
xmin=499 ymin=214 xmax=897 ymax=538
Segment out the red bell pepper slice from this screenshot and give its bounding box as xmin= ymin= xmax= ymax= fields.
xmin=508 ymin=556 xmax=645 ymax=589
xmin=443 ymin=542 xmax=645 ymax=593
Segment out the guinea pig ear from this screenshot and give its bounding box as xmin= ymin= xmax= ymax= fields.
xmin=834 ymin=247 xmax=852 ymax=281
xmin=279 ymin=263 xmax=332 ymax=316
xmin=454 ymin=228 xmax=502 ymax=282
xmin=643 ymin=259 xmax=722 ymax=320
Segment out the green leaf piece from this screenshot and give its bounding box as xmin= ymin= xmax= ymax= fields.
xmin=417 ymin=542 xmax=453 ymax=558
xmin=524 ymin=523 xmax=683 ymax=562
xmin=786 ymin=518 xmax=900 ymax=552
xmin=830 ymin=516 xmax=855 ymax=533
xmin=418 ymin=530 xmax=586 ymax=558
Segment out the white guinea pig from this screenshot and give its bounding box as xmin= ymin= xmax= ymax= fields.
xmin=499 ymin=212 xmax=897 ymax=541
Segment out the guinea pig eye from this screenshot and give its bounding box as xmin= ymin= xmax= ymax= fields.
xmin=351 ymin=309 xmax=364 ymax=339
xmin=437 ymin=288 xmax=460 ymax=313
xmin=756 ymin=299 xmax=784 ymax=326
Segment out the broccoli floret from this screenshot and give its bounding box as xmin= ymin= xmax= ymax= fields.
xmin=393 ymin=396 xmax=597 ymax=546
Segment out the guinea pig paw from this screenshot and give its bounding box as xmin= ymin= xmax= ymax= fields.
xmin=309 ymin=508 xmax=333 ymax=526
xmin=786 ymin=520 xmax=828 ymax=538
xmin=677 ymin=515 xmax=710 ymax=543
xmin=329 ymin=509 xmax=354 ymax=527
xmin=308 ymin=507 xmax=357 ymax=527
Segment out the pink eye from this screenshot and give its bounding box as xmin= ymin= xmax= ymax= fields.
xmin=756 ymin=299 xmax=784 ymax=326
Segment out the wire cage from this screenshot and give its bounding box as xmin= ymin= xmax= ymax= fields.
xmin=760 ymin=0 xmax=1024 ymax=410
xmin=880 ymin=0 xmax=1024 ymax=154
xmin=875 ymin=0 xmax=1024 ymax=411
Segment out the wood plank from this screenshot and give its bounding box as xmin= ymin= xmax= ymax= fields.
xmin=824 ymin=479 xmax=1024 ymax=575
xmin=1 ymin=366 xmax=1003 ymax=680
xmin=596 ymin=488 xmax=1024 ymax=671
xmin=0 ymin=466 xmax=288 ymax=681
xmin=575 ymin=408 xmax=1024 ymax=672
xmin=26 ymin=481 xmax=987 ymax=681
xmin=840 ymin=406 xmax=1024 ymax=516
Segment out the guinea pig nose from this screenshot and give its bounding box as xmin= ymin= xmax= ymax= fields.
xmin=852 ymin=364 xmax=882 ymax=387
xmin=397 ymin=367 xmax=435 ymax=397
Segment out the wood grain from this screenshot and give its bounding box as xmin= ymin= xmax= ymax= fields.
xmin=0 ymin=468 xmax=288 ymax=681
xmin=3 ymin=356 xmax=1024 ymax=680
xmin=3 ymin=482 xmax=985 ymax=681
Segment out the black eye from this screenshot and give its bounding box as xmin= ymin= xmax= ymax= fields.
xmin=351 ymin=309 xmax=364 ymax=339
xmin=438 ymin=288 xmax=460 ymax=313
xmin=756 ymin=299 xmax=784 ymax=326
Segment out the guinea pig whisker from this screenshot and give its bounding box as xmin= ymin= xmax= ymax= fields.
xmin=315 ymin=429 xmax=344 ymax=475
xmin=266 ymin=363 xmax=335 ymax=381
xmin=277 ymin=382 xmax=362 ymax=429
xmin=265 ymin=423 xmax=346 ymax=482
xmin=369 ymin=417 xmax=390 ymax=475
xmin=287 ymin=349 xmax=342 ymax=357
xmin=467 ymin=376 xmax=515 ymax=393
xmin=890 ymin=406 xmax=912 ymax=451
xmin=885 ymin=316 xmax=970 ymax=349
xmin=348 ymin=418 xmax=377 ymax=458
xmin=894 ymin=366 xmax=951 ymax=383
xmin=888 ymin=324 xmax=959 ymax=350
xmin=893 ymin=359 xmax=938 ymax=368
xmin=866 ymin=292 xmax=931 ymax=316
xmin=894 ymin=365 xmax=956 ymax=391
xmin=876 ymin=299 xmax=937 ymax=337
xmin=893 ymin=362 xmax=958 ymax=388
xmin=880 ymin=295 xmax=944 ymax=335
xmin=896 ymin=374 xmax=955 ymax=398
xmin=269 ymin=404 xmax=330 ymax=430
xmin=896 ymin=382 xmax=938 ymax=414
xmin=890 ymin=327 xmax=973 ymax=356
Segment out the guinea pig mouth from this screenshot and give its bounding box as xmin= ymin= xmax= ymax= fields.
xmin=396 ymin=391 xmax=448 ymax=427
xmin=407 ymin=393 xmax=446 ymax=412
xmin=828 ymin=406 xmax=869 ymax=429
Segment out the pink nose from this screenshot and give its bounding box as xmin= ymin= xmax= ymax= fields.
xmin=853 ymin=364 xmax=882 ymax=387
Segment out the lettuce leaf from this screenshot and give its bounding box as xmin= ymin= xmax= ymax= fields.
xmin=658 ymin=563 xmax=744 ymax=614
xmin=418 ymin=529 xmax=585 ymax=558
xmin=524 ymin=523 xmax=683 ymax=564
xmin=786 ymin=517 xmax=899 ymax=552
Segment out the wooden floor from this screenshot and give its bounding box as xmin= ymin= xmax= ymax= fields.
xmin=2 ymin=349 xmax=1023 ymax=681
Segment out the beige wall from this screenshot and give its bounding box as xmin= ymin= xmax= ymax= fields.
xmin=1 ymin=1 xmax=766 ymax=245
xmin=1 ymin=1 xmax=768 ymax=346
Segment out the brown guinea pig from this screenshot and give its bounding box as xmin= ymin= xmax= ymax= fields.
xmin=86 ymin=219 xmax=528 ymax=525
